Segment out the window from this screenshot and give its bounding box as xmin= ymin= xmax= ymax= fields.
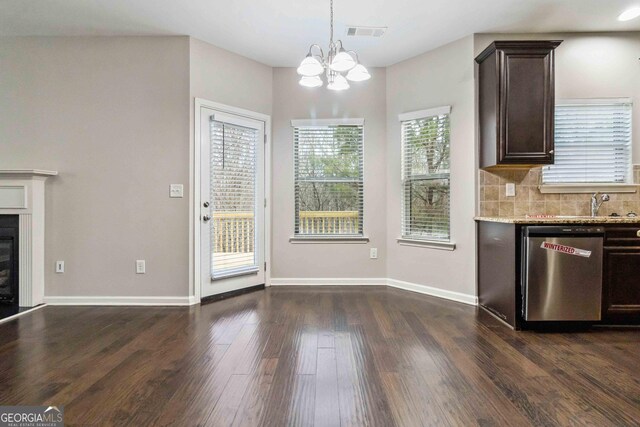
xmin=292 ymin=119 xmax=364 ymax=238
xmin=400 ymin=107 xmax=451 ymax=243
xmin=543 ymin=99 xmax=632 ymax=185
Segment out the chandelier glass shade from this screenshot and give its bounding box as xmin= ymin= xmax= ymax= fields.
xmin=346 ymin=64 xmax=371 ymax=82
xmin=327 ymin=73 xmax=350 ymax=91
xmin=297 ymin=0 xmax=370 ymax=90
xmin=299 ymin=75 xmax=324 ymax=88
xmin=329 ymin=49 xmax=357 ymax=72
xmin=297 ymin=55 xmax=324 ymax=77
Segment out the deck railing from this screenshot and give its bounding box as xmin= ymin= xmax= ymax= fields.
xmin=213 ymin=212 xmax=254 ymax=253
xmin=213 ymin=210 xmax=360 ymax=253
xmin=297 ymin=211 xmax=359 ymax=235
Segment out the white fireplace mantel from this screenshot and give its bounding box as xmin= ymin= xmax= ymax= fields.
xmin=0 ymin=169 xmax=58 ymax=177
xmin=0 ymin=169 xmax=57 ymax=307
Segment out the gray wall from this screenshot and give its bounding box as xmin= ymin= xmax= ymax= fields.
xmin=0 ymin=36 xmax=191 ymax=297
xmin=0 ymin=36 xmax=273 ymax=299
xmin=475 ymin=32 xmax=640 ymax=162
xmin=270 ymin=67 xmax=387 ymax=279
xmin=385 ymin=36 xmax=477 ymax=296
xmin=189 ymin=38 xmax=273 ymax=116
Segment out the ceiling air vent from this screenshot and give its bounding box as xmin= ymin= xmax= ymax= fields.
xmin=345 ymin=26 xmax=387 ymax=38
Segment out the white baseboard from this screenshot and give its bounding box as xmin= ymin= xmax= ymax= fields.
xmin=271 ymin=277 xmax=477 ymax=306
xmin=0 ymin=304 xmax=48 ymax=325
xmin=43 ymin=296 xmax=197 ymax=306
xmin=42 ymin=280 xmax=477 ymax=307
xmin=270 ymin=278 xmax=387 ymax=286
xmin=386 ymin=278 xmax=478 ymax=306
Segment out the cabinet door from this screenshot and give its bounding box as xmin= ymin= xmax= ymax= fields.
xmin=498 ymin=48 xmax=555 ymax=165
xmin=603 ymin=247 xmax=640 ymax=324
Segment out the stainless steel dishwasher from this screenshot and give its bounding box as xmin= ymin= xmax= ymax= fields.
xmin=523 ymin=226 xmax=604 ymax=321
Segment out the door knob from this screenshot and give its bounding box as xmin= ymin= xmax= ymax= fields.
xmin=202 ymin=215 xmax=211 ymax=222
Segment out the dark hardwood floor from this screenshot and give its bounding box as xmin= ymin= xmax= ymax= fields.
xmin=0 ymin=286 xmax=639 ymax=426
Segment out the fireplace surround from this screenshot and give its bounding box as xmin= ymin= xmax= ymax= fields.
xmin=0 ymin=170 xmax=57 ymax=307
xmin=0 ymin=215 xmax=19 ymax=305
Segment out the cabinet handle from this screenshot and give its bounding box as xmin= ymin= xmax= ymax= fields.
xmin=549 ymin=150 xmax=554 ymax=154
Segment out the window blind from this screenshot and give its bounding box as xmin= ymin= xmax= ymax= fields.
xmin=401 ymin=109 xmax=451 ymax=242
xmin=543 ymin=100 xmax=632 ymax=184
xmin=210 ymin=119 xmax=258 ymax=276
xmin=293 ymin=124 xmax=364 ymax=236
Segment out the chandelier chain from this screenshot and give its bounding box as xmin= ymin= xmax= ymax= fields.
xmin=330 ymin=0 xmax=334 ymax=46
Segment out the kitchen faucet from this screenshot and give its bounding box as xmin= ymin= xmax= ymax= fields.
xmin=591 ymin=193 xmax=610 ymax=217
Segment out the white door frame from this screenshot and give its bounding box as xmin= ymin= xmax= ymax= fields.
xmin=191 ymin=98 xmax=272 ymax=303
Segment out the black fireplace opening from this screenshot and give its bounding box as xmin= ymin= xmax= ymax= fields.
xmin=0 ymin=215 xmax=19 ymax=307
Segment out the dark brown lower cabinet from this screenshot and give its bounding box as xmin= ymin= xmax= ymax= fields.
xmin=477 ymin=221 xmax=521 ymax=329
xmin=477 ymin=221 xmax=640 ymax=328
xmin=603 ymin=247 xmax=640 ymax=324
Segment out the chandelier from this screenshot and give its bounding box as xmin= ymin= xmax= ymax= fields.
xmin=296 ymin=0 xmax=371 ymax=90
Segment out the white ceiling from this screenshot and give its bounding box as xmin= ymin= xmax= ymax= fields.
xmin=1 ymin=0 xmax=639 ymax=67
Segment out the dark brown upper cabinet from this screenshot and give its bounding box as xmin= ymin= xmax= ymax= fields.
xmin=476 ymin=40 xmax=562 ymax=169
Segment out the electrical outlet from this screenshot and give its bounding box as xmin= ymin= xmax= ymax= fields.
xmin=136 ymin=260 xmax=146 ymax=274
xmin=505 ymin=183 xmax=516 ymax=197
xmin=370 ymin=248 xmax=378 ymax=259
xmin=170 ymin=184 xmax=184 ymax=198
xmin=55 ymin=261 xmax=64 ymax=273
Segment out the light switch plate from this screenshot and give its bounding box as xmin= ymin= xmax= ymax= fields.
xmin=170 ymin=184 xmax=184 ymax=198
xmin=55 ymin=261 xmax=64 ymax=273
xmin=505 ymin=183 xmax=516 ymax=197
xmin=370 ymin=248 xmax=378 ymax=259
xmin=136 ymin=260 xmax=146 ymax=274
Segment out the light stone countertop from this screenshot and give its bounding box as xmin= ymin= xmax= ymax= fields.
xmin=474 ymin=216 xmax=640 ymax=224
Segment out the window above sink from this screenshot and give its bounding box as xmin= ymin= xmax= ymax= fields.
xmin=540 ymin=98 xmax=636 ymax=194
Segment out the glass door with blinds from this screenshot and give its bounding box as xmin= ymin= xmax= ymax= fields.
xmin=200 ymin=108 xmax=265 ymax=297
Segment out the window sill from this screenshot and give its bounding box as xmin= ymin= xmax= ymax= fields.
xmin=538 ymin=184 xmax=638 ymax=194
xmin=289 ymin=236 xmax=370 ymax=244
xmin=397 ymin=238 xmax=456 ymax=251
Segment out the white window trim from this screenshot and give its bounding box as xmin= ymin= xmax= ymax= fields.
xmin=396 ymin=238 xmax=456 ymax=251
xmin=398 ymin=106 xmax=451 ymax=122
xmin=291 ymin=118 xmax=365 ymax=127
xmin=291 ymin=119 xmax=365 ymax=241
xmin=557 ymin=97 xmax=632 ymax=105
xmin=541 ymin=98 xmax=633 ymax=193
xmin=289 ymin=236 xmax=370 ymax=244
xmin=398 ymin=106 xmax=454 ymax=249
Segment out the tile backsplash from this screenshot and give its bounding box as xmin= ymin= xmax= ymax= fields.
xmin=479 ymin=166 xmax=640 ymax=217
